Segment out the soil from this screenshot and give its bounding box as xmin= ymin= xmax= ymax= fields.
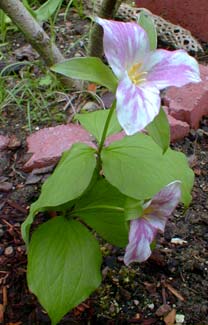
xmin=0 ymin=5 xmax=208 ymax=325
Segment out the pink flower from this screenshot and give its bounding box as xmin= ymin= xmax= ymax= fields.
xmin=124 ymin=181 xmax=181 ymax=265
xmin=96 ymin=18 xmax=201 ymax=135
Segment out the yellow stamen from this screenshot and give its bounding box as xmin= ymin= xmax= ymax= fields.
xmin=143 ymin=205 xmax=154 ymax=216
xmin=128 ymin=63 xmax=147 ymax=86
xmin=128 ymin=63 xmax=142 ymax=75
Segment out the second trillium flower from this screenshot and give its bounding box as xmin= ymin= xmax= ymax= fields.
xmin=96 ymin=18 xmax=201 ymax=135
xmin=124 ymin=181 xmax=182 ymax=265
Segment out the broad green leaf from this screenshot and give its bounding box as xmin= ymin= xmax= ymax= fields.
xmin=137 ymin=10 xmax=157 ymax=50
xmin=146 ymin=107 xmax=170 ymax=153
xmin=162 ymin=148 xmax=194 ymax=206
xmin=21 ymin=143 xmax=97 ymax=245
xmin=75 ymin=110 xmax=122 ymax=143
xmin=101 ymin=133 xmax=193 ymax=206
xmin=27 ymin=216 xmax=102 ymax=325
xmin=73 ymin=179 xmax=128 ymax=247
xmin=35 ymin=0 xmax=63 ymax=22
xmin=51 ymin=57 xmax=118 ymax=93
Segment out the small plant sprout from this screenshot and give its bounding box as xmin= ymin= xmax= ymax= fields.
xmin=22 ymin=14 xmax=201 ymax=325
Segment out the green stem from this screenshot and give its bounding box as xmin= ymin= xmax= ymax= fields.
xmin=98 ymin=100 xmax=116 ymax=154
xmin=97 ymin=100 xmax=116 ymax=169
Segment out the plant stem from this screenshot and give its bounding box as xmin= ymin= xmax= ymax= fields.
xmin=97 ymin=100 xmax=116 ymax=170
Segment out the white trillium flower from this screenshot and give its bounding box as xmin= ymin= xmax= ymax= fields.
xmin=96 ymin=18 xmax=201 ymax=135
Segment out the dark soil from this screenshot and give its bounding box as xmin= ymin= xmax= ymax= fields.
xmin=0 ymin=5 xmax=208 ymax=325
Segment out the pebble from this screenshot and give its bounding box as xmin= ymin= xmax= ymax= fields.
xmin=82 ymin=101 xmax=99 ymax=112
xmin=171 ymin=237 xmax=188 ymax=245
xmin=147 ymin=303 xmax=154 ymax=310
xmin=4 ymin=246 xmax=14 ymax=256
xmin=175 ymin=314 xmax=185 ymax=324
xmin=0 ymin=182 xmax=13 ymax=192
xmin=196 ymin=129 xmax=204 ymax=139
xmin=14 ymin=222 xmax=20 ymax=227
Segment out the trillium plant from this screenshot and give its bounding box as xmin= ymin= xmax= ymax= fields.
xmin=22 ymin=13 xmax=201 ymax=325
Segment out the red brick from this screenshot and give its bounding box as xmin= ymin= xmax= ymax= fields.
xmin=135 ymin=0 xmax=208 ymax=42
xmin=167 ymin=114 xmax=190 ymax=142
xmin=105 ymin=131 xmax=125 ymax=146
xmin=164 ymin=64 xmax=208 ymax=129
xmin=23 ymin=124 xmax=95 ymax=172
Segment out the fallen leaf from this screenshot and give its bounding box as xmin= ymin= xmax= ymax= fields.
xmin=193 ymin=168 xmax=201 ymax=176
xmin=101 ymin=91 xmax=115 ymax=108
xmin=164 ymin=308 xmax=176 ymax=325
xmin=14 ymin=44 xmax=39 ymax=61
xmin=8 ymin=135 xmax=21 ymax=149
xmin=155 ymin=304 xmax=172 ymax=317
xmin=0 ymin=304 xmax=4 ymax=323
xmin=87 ymin=83 xmax=97 ymax=92
xmin=165 ymin=283 xmax=185 ymax=301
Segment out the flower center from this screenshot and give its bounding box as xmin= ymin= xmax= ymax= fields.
xmin=143 ymin=206 xmax=153 ymax=215
xmin=142 ymin=203 xmax=154 ymax=220
xmin=128 ymin=63 xmax=147 ymax=85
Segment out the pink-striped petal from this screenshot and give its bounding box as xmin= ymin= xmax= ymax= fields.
xmin=144 ymin=49 xmax=201 ymax=89
xmin=144 ymin=181 xmax=181 ymax=232
xmin=124 ymin=218 xmax=156 ymax=265
xmin=116 ymin=73 xmax=160 ymax=135
xmin=95 ymin=17 xmax=150 ymax=80
xmin=124 ymin=181 xmax=181 ymax=265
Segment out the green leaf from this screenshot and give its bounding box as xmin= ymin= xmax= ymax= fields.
xmin=21 ymin=143 xmax=97 ymax=245
xmin=101 ymin=133 xmax=194 ymax=206
xmin=146 ymin=107 xmax=170 ymax=153
xmin=51 ymin=57 xmax=118 ymax=93
xmin=137 ymin=10 xmax=157 ymax=50
xmin=75 ymin=110 xmax=122 ymax=143
xmin=27 ymin=216 xmax=102 ymax=325
xmin=162 ymin=148 xmax=194 ymax=206
xmin=124 ymin=197 xmax=144 ymax=221
xmin=73 ymin=179 xmax=128 ymax=247
xmin=35 ymin=0 xmax=63 ymax=22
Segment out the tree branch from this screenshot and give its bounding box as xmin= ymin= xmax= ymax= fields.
xmin=88 ymin=0 xmax=122 ymax=58
xmin=0 ymin=0 xmax=74 ymax=87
